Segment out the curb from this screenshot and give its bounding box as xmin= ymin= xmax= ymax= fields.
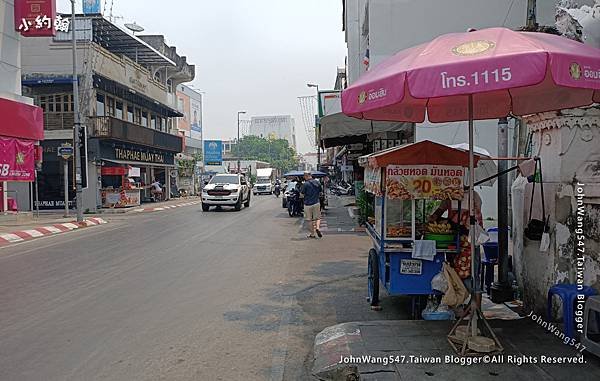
xmin=131 ymin=201 xmax=201 ymax=213
xmin=0 ymin=218 xmax=107 ymax=246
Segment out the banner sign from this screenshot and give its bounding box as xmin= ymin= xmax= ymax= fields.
xmin=14 ymin=0 xmax=67 ymax=37
xmin=204 ymin=140 xmax=223 ymax=165
xmin=0 ymin=137 xmax=35 ymax=181
xmin=385 ymin=165 xmax=464 ymax=200
xmin=364 ymin=166 xmax=382 ymax=196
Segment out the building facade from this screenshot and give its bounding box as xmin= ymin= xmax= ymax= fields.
xmin=21 ymin=15 xmax=194 ymax=210
xmin=0 ymin=0 xmax=44 ymax=213
xmin=174 ymin=84 xmax=203 ymax=194
xmin=249 ymin=115 xmax=297 ymax=152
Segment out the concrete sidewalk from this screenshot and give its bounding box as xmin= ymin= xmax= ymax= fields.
xmin=309 ymin=195 xmax=365 ymax=234
xmin=312 ymin=319 xmax=600 ymax=380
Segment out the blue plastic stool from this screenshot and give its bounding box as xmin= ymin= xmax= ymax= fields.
xmin=547 ymin=284 xmax=598 ymax=338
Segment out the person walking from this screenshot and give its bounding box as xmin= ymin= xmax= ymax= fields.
xmin=301 ymin=171 xmax=322 ymax=238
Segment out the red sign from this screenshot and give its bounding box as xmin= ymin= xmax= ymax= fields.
xmin=0 ymin=97 xmax=44 ymax=141
xmin=0 ymin=137 xmax=35 ymax=182
xmin=14 ymin=0 xmax=57 ymax=37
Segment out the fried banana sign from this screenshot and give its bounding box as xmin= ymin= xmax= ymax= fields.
xmin=385 ymin=165 xmax=464 ymax=200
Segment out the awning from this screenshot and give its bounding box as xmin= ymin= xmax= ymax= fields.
xmin=359 ymin=140 xmax=482 ymax=168
xmin=319 ymin=112 xmax=412 ymax=148
xmin=102 ymin=159 xmax=175 ymax=168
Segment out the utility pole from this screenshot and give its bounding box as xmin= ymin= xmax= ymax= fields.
xmin=237 ymin=111 xmax=246 ymax=174
xmin=71 ymin=1 xmax=83 ymax=222
xmin=63 ymin=159 xmax=69 ymax=217
xmin=491 ymin=117 xmax=513 ymax=303
xmin=526 ymin=0 xmax=537 ymax=29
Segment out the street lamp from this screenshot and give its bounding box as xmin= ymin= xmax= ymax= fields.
xmin=307 ymin=83 xmax=320 ymax=169
xmin=237 ymin=111 xmax=246 ymax=174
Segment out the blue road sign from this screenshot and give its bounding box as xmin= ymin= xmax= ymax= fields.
xmin=204 ymin=140 xmax=223 ymax=165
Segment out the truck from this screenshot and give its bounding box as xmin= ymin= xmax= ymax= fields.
xmin=253 ymin=168 xmax=275 ymax=195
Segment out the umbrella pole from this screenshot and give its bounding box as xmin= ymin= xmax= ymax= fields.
xmin=468 ymin=95 xmax=478 ymax=339
xmin=446 ymin=95 xmax=503 ymax=356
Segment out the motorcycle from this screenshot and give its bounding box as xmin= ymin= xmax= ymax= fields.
xmin=287 ymin=188 xmax=303 ymax=217
xmin=330 ymin=181 xmax=353 ymax=196
xmin=274 ymin=183 xmax=281 ymax=198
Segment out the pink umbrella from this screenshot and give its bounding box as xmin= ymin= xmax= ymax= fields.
xmin=341 ymin=27 xmax=600 ymax=354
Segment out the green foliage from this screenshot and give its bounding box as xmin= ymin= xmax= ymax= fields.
xmin=356 ymin=190 xmax=374 ymax=225
xmin=236 ymin=135 xmax=299 ymax=173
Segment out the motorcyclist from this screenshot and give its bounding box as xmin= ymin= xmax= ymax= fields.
xmin=274 ymin=179 xmax=281 ymax=197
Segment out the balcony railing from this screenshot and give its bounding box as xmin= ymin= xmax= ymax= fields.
xmin=89 ymin=116 xmax=182 ymax=153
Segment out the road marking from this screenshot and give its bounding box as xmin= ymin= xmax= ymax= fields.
xmin=44 ymin=226 xmax=63 ymax=234
xmin=22 ymin=230 xmax=45 ymax=238
xmin=0 ymin=233 xmax=24 ymax=243
xmin=62 ymin=223 xmax=80 ymax=230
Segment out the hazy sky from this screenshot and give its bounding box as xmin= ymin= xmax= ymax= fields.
xmin=57 ymin=0 xmax=347 ymax=154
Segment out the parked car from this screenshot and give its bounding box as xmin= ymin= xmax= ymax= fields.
xmin=201 ymin=174 xmax=251 ymax=211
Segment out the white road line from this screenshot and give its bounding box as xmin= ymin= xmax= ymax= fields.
xmin=22 ymin=230 xmax=45 ymax=238
xmin=44 ymin=226 xmax=62 ymax=234
xmin=0 ymin=234 xmax=24 ymax=243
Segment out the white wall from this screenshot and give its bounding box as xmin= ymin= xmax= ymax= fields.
xmin=344 ymin=0 xmax=368 ymax=84
xmin=0 ymin=0 xmax=21 ymax=95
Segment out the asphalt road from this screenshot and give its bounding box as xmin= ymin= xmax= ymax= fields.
xmin=0 ymin=195 xmax=400 ymax=381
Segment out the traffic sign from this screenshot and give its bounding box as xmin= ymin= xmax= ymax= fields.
xmin=57 ymin=144 xmax=73 ymax=160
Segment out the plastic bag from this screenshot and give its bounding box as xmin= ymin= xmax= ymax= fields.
xmin=539 ymin=231 xmax=550 ymax=252
xmin=431 ymin=271 xmax=448 ymax=293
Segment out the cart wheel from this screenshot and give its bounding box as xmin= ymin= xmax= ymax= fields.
xmin=367 ymin=249 xmax=380 ymax=308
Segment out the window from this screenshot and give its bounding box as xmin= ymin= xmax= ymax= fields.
xmin=127 ymin=105 xmax=134 ymax=122
xmin=116 ymin=101 xmax=123 ymax=119
xmin=160 ymin=118 xmax=166 ymax=132
xmin=150 ymin=115 xmax=156 ymax=129
xmin=96 ymin=94 xmax=105 ymax=116
xmin=38 ymin=94 xmax=74 ymax=113
xmin=134 ymin=107 xmax=141 ymax=124
xmin=141 ymin=111 xmax=148 ymax=127
xmin=106 ymin=96 xmax=115 ymax=117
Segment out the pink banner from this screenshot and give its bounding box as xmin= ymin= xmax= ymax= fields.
xmin=0 ymin=137 xmax=35 ymax=182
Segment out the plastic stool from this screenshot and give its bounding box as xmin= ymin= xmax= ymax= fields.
xmin=582 ymin=296 xmax=600 ymax=358
xmin=547 ymin=284 xmax=598 ymax=339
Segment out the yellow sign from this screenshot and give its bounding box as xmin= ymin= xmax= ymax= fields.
xmin=570 ymin=62 xmax=581 ymax=80
xmin=385 ymin=164 xmax=464 ymax=200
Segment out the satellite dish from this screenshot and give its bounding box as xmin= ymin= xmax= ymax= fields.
xmin=124 ymin=22 xmax=144 ymax=35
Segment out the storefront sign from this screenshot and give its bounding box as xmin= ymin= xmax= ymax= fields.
xmin=0 ymin=97 xmax=44 ymax=141
xmin=83 ymin=0 xmax=101 ymax=14
xmin=114 ymin=147 xmax=166 ymax=164
xmin=385 ymin=164 xmax=464 ymax=200
xmin=14 ymin=0 xmax=67 ymax=37
xmin=364 ymin=166 xmax=382 ymax=196
xmin=0 ymin=137 xmax=35 ymax=181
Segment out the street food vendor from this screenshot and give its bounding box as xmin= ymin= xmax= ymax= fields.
xmin=428 ymin=190 xmax=484 ymax=309
xmin=428 ymin=191 xmax=483 ymax=232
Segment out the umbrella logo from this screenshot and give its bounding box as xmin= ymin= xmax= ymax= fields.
xmin=452 ymin=40 xmax=495 ymax=56
xmin=358 ymin=91 xmax=367 ymax=104
xmin=570 ymin=63 xmax=581 ymax=80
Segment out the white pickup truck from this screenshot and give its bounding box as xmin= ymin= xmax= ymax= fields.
xmin=253 ymin=168 xmax=275 ymax=195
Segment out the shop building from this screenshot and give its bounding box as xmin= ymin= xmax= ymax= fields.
xmin=0 ymin=0 xmax=44 ymax=213
xmin=249 ymin=115 xmax=297 ymax=152
xmin=21 ymin=15 xmax=194 ymax=210
xmin=175 ymin=84 xmax=203 ymax=194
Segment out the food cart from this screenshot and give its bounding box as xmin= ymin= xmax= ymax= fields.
xmin=100 ymin=166 xmax=142 ymax=208
xmin=362 ymin=141 xmax=484 ymax=312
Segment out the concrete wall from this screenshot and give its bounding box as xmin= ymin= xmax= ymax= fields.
xmin=0 ymin=0 xmax=20 ymax=95
xmin=518 ymin=110 xmax=600 ymax=315
xmin=344 ymin=0 xmax=368 ymax=84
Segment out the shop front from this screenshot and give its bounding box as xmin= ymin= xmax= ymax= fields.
xmin=90 ymin=140 xmax=177 ymax=207
xmin=0 ymin=97 xmax=44 ymax=212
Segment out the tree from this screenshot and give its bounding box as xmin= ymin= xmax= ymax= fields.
xmin=236 ymin=135 xmax=299 ymax=173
